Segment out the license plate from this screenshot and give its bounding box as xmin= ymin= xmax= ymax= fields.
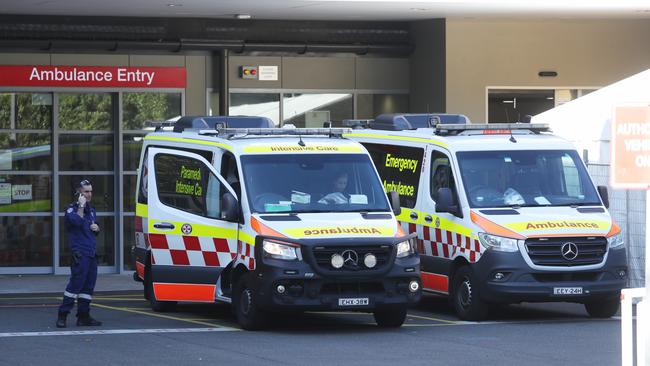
xmin=553 ymin=287 xmax=583 ymax=295
xmin=338 ymin=298 xmax=369 ymax=306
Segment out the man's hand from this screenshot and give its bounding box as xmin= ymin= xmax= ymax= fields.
xmin=72 ymin=251 xmax=82 ymax=265
xmin=90 ymin=223 xmax=100 ymax=233
xmin=77 ymin=194 xmax=87 ymax=207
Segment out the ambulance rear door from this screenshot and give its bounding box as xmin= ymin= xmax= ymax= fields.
xmin=146 ymin=147 xmax=239 ymax=303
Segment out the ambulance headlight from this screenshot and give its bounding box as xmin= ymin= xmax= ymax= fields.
xmin=478 ymin=233 xmax=519 ymax=252
xmin=262 ymin=240 xmax=298 ymax=261
xmin=607 ymin=233 xmax=625 ymax=250
xmin=396 ymin=239 xmax=414 ymax=258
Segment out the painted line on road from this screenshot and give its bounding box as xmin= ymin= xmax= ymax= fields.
xmin=406 ymin=313 xmax=461 ymax=324
xmin=0 ymin=327 xmax=237 ymax=338
xmin=91 ymin=303 xmax=238 ymax=330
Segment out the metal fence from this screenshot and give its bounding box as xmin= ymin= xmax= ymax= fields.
xmin=587 ymin=163 xmax=646 ymax=288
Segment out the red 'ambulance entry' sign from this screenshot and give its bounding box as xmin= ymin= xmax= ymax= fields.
xmin=611 ymin=105 xmax=650 ymax=189
xmin=0 ymin=65 xmax=186 ymax=88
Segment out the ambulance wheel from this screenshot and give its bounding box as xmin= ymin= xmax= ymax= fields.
xmin=373 ymin=305 xmax=407 ymax=327
xmin=145 ymin=269 xmax=176 ymax=312
xmin=451 ymin=265 xmax=488 ymax=321
xmin=584 ymin=296 xmax=620 ymax=318
xmin=233 ymin=273 xmax=268 ymax=330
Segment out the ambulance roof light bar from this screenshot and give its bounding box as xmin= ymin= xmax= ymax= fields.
xmin=199 ymin=127 xmax=353 ymax=139
xmin=434 ymin=123 xmax=551 ymax=136
xmin=145 ymin=120 xmax=176 ymax=131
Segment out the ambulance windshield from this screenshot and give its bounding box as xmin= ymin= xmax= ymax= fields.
xmin=456 ymin=150 xmax=601 ymax=208
xmin=241 ymin=154 xmax=391 ymax=214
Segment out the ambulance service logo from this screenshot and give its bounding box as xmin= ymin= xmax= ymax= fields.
xmin=181 ymin=223 xmax=193 ymax=235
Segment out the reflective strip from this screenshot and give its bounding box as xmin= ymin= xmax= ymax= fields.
xmin=397 ymin=208 xmax=472 ymax=237
xmin=63 ymin=291 xmax=78 ymax=299
xmin=470 ymin=211 xmax=525 ymax=239
xmin=251 ymin=217 xmax=286 ymax=238
xmin=144 ymin=135 xmax=233 ymax=152
xmin=135 ymin=261 xmax=145 ymax=280
xmin=239 ymin=232 xmax=255 ymax=246
xmin=284 ymin=226 xmax=395 ymax=238
xmin=242 ymin=145 xmax=363 ymax=153
xmin=136 ymin=203 xmax=148 ymax=218
xmin=344 ymin=133 xmax=449 ymax=149
xmin=148 ymin=220 xmax=237 ymax=238
xmin=504 ymin=219 xmax=611 ymax=232
xmin=606 ymin=222 xmax=621 ymax=237
xmin=421 ymin=272 xmax=449 ymax=294
xmin=153 ymin=283 xmax=216 ymax=302
xmin=78 ymin=293 xmax=92 ymax=300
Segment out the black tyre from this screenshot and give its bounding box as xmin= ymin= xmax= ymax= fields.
xmin=232 ymin=273 xmax=268 ymax=330
xmin=145 ymin=263 xmax=177 ymax=312
xmin=451 ymin=265 xmax=488 ymax=321
xmin=585 ymin=296 xmax=620 ymax=318
xmin=373 ymin=306 xmax=407 ymax=327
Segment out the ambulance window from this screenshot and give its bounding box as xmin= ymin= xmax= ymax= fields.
xmin=137 ymin=150 xmax=148 ymax=205
xmin=430 ymin=150 xmax=458 ymax=204
xmin=220 ymin=152 xmax=241 ymax=199
xmin=560 ymin=154 xmax=582 ymax=197
xmin=362 ymin=143 xmax=423 ymax=209
xmin=154 ymin=153 xmax=222 ymax=219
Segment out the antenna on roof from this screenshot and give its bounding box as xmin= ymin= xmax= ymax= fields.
xmin=298 ymin=135 xmax=306 ymax=147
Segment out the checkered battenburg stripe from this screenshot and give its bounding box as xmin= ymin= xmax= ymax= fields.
xmin=402 ymin=221 xmax=483 ymax=263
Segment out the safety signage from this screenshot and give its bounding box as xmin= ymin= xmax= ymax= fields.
xmin=611 ymin=105 xmax=650 ymax=189
xmin=0 ymin=66 xmax=186 ymax=88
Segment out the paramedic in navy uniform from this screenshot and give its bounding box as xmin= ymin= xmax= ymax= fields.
xmin=56 ymin=179 xmax=102 ymax=328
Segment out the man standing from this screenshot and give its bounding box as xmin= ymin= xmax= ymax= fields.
xmin=56 ymin=179 xmax=102 ymax=328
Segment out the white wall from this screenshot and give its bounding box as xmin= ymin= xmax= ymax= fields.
xmin=446 ymin=19 xmax=650 ymax=122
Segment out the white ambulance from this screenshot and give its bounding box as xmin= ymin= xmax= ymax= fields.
xmin=132 ymin=116 xmax=421 ymax=329
xmin=347 ymin=115 xmax=627 ymax=320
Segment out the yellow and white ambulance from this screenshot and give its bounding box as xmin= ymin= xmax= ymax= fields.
xmin=347 ymin=115 xmax=627 ymax=320
xmin=132 ymin=116 xmax=421 ymax=329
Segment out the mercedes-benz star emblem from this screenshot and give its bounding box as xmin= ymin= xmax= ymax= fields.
xmin=561 ymin=242 xmax=579 ymax=261
xmin=341 ymin=250 xmax=359 ymax=267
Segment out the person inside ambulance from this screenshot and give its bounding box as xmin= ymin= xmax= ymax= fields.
xmin=431 ymin=160 xmax=457 ymax=204
xmin=318 ymin=171 xmax=350 ymax=204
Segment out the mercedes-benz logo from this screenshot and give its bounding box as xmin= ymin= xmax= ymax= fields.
xmin=341 ymin=250 xmax=359 ymax=267
xmin=561 ymin=242 xmax=579 ymax=261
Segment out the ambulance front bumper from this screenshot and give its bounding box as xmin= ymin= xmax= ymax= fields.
xmin=474 ymin=247 xmax=628 ymax=304
xmin=252 ymin=237 xmax=421 ymax=311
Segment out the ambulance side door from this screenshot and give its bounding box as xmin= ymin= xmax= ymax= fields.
xmin=420 ymin=145 xmax=476 ymax=294
xmin=146 ymin=147 xmax=239 ymax=302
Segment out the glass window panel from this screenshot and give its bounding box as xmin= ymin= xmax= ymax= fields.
xmin=58 ymin=93 xmax=113 ymax=130
xmin=0 ymin=133 xmax=52 ymax=171
xmin=0 ymin=93 xmax=11 ymax=129
xmin=16 ymin=93 xmax=53 ymax=129
xmin=123 ymin=134 xmax=145 ymax=171
xmin=59 ymin=216 xmax=114 ymax=266
xmin=0 ymin=175 xmax=52 ymax=212
xmin=0 ymin=216 xmax=52 ymax=267
xmin=208 ymin=91 xmax=220 ymax=116
xmin=123 ymin=175 xmax=137 ymax=212
xmin=59 ymin=134 xmax=114 ymax=171
xmin=282 ymin=93 xmax=352 ymax=128
xmin=229 ymin=93 xmax=280 ymax=126
xmin=123 ymin=93 xmax=182 ymax=130
xmin=123 ymin=215 xmax=135 ymax=271
xmin=357 ymin=94 xmax=409 ymax=120
xmin=59 ymin=175 xmax=114 ymax=212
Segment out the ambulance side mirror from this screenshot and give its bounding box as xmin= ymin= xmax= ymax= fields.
xmin=435 ymin=188 xmax=463 ymax=218
xmin=388 ymin=190 xmax=401 ymax=216
xmin=221 ymin=192 xmax=241 ymax=222
xmin=597 ymin=186 xmax=609 ymax=209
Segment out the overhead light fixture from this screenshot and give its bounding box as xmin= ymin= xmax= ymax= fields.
xmin=167 ymin=3 xmax=182 ymax=7
xmin=235 ymin=14 xmax=252 ymax=19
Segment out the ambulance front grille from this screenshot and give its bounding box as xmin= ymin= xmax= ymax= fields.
xmin=311 ymin=245 xmax=391 ymax=272
xmin=524 ymin=236 xmax=607 ymax=267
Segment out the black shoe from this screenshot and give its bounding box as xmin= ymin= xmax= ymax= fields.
xmin=56 ymin=313 xmax=67 ymax=328
xmin=76 ymin=313 xmax=102 ymax=326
